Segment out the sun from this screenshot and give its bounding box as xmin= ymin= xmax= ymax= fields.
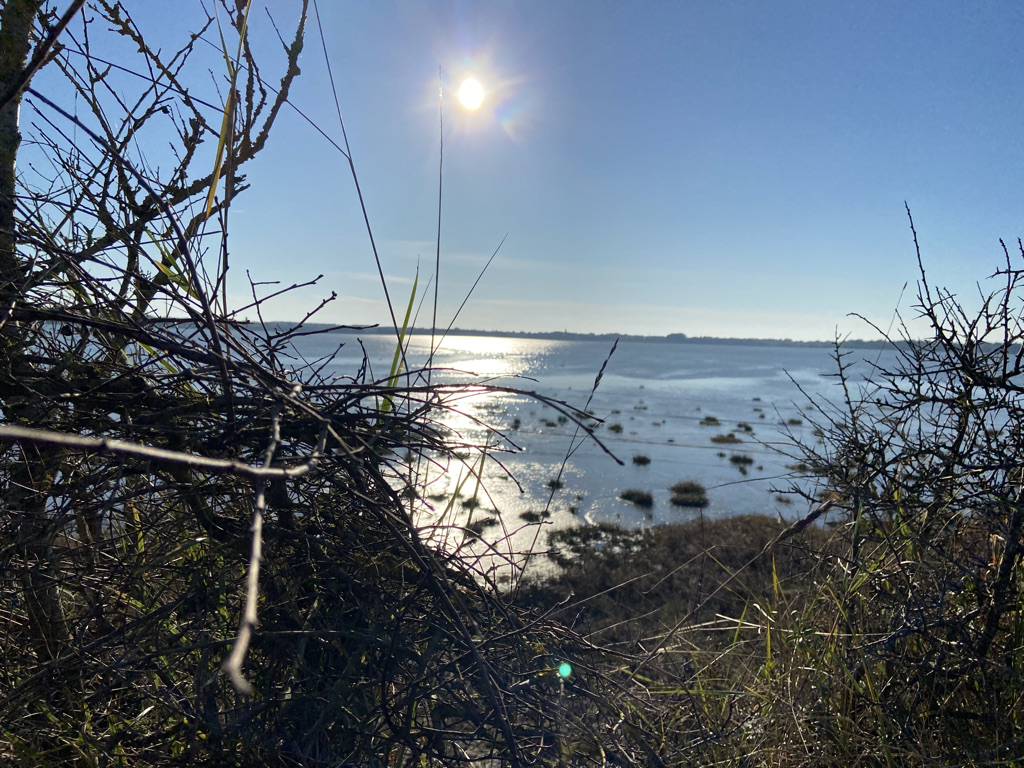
xmin=457 ymin=78 xmax=484 ymax=110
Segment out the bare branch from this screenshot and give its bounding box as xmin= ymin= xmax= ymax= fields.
xmin=0 ymin=423 xmax=325 ymax=480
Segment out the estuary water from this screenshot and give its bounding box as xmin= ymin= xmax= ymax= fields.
xmin=298 ymin=332 xmax=893 ymax=549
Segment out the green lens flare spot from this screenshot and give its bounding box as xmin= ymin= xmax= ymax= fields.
xmin=557 ymin=662 xmax=572 ymax=679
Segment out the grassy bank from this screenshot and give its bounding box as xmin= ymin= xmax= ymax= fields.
xmin=517 ymin=506 xmax=1022 ymax=766
xmin=522 ymin=514 xmax=826 ymax=647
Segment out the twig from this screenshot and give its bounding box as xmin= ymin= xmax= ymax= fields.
xmin=222 ymin=385 xmax=301 ymax=693
xmin=0 ymin=423 xmax=325 ymax=481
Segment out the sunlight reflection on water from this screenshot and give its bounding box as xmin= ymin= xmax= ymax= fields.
xmin=314 ymin=333 xmax=892 ymax=572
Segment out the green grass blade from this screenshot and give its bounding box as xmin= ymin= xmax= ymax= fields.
xmin=203 ymin=1 xmax=252 ymax=234
xmin=380 ymin=270 xmax=417 ymax=414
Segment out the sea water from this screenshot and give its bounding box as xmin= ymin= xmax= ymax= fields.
xmin=298 ymin=332 xmax=893 ymax=546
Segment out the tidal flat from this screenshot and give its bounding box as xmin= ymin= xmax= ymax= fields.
xmin=311 ymin=333 xmax=881 ymax=554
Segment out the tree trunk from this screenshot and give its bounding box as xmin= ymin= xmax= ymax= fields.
xmin=0 ymin=0 xmax=40 ymax=298
xmin=0 ymin=0 xmax=72 ymax=668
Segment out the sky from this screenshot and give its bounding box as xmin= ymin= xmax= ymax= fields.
xmin=73 ymin=2 xmax=1024 ymax=340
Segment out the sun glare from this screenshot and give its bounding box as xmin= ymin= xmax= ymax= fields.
xmin=458 ymin=78 xmax=484 ymax=110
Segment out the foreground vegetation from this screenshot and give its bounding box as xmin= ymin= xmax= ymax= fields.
xmin=1 ymin=3 xmax=1022 ymax=766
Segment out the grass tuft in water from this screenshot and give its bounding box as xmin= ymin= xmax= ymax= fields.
xmin=669 ymin=480 xmax=709 ymax=507
xmin=619 ymin=489 xmax=654 ymax=508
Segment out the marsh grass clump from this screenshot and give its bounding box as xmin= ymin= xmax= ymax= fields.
xmin=669 ymin=493 xmax=708 ymax=507
xmin=669 ymin=480 xmax=708 ymax=507
xmin=464 ymin=517 xmax=498 ymax=538
xmin=619 ymin=489 xmax=654 ymax=508
xmin=608 ymin=423 xmax=624 ymax=434
xmin=711 ymin=432 xmax=742 ymax=444
xmin=632 ymin=454 xmax=651 ymax=466
xmin=670 ymin=481 xmax=705 ymax=495
xmin=521 ymin=509 xmax=552 ymax=523
xmin=545 ymin=477 xmax=565 ymax=491
xmin=699 ymin=415 xmax=721 ymax=426
xmin=729 ymin=453 xmax=754 ymax=466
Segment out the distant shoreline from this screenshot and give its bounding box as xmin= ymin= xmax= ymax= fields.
xmin=152 ymin=317 xmax=898 ymax=348
xmin=259 ymin=322 xmax=897 ymax=349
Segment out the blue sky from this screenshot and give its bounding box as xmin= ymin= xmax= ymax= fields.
xmin=152 ymin=2 xmax=1024 ymax=340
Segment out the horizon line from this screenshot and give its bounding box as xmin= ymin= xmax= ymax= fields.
xmin=253 ymin=319 xmax=897 ymax=347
